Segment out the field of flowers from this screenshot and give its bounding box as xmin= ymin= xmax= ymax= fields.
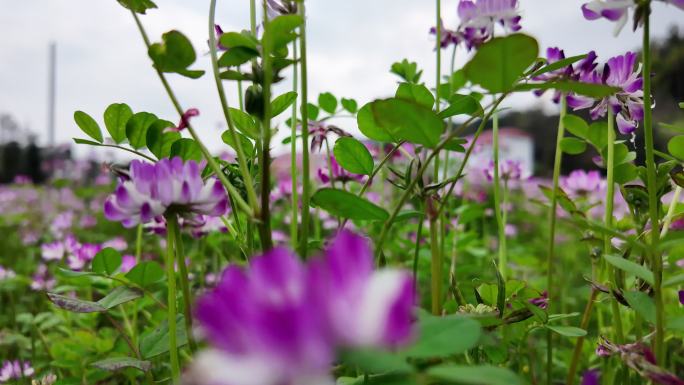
xmin=1 ymin=0 xmax=684 ymax=384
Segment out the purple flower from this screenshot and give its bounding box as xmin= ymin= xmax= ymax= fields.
xmin=484 ymin=159 xmax=524 ymax=181
xmin=266 ymin=0 xmax=297 ymax=18
xmin=679 ymin=290 xmax=684 ymax=305
xmin=102 ymin=237 xmax=128 ymax=251
xmin=567 ymin=52 xmax=645 ymax=135
xmin=0 ymin=265 xmax=16 ymax=281
xmin=190 ymin=230 xmax=415 ymax=385
xmin=309 ymin=231 xmax=415 ymax=347
xmin=191 ymin=249 xmax=333 ymax=385
xmin=308 ymin=122 xmax=351 ymax=153
xmin=582 ymin=0 xmax=683 ymax=34
xmin=214 ymin=25 xmax=228 ymax=51
xmin=41 ymin=241 xmax=65 ymax=261
xmin=0 ymin=360 xmax=34 ymax=382
xmin=121 ymin=255 xmax=137 ymax=273
xmin=581 ymin=369 xmax=601 ymax=385
xmin=170 ymin=108 xmax=200 ymax=132
xmin=528 ymin=291 xmax=548 ymax=310
xmin=429 ymin=19 xmax=462 ymax=49
xmin=562 ymin=170 xmax=604 ymax=197
xmin=458 ymin=0 xmax=522 ymax=48
xmin=69 ymin=243 xmax=102 ymax=271
xmin=104 ymin=157 xmax=228 ymax=227
xmin=30 ymin=264 xmax=56 ymax=291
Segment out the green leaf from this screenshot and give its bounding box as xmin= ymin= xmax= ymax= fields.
xmin=464 ymin=34 xmax=539 ymax=93
xmin=667 ymin=135 xmax=684 ymax=161
xmin=604 ymin=254 xmax=654 ymax=285
xmin=311 ymin=188 xmax=389 ymax=221
xmin=91 ymin=248 xmax=122 ymax=275
xmin=266 ymin=15 xmax=304 ymax=52
xmin=318 ymin=92 xmax=338 ymax=114
xmin=427 ymin=365 xmax=524 ymax=385
xmin=148 ymin=30 xmax=204 ymax=79
xmin=218 ymin=47 xmax=259 ymax=67
xmin=97 ymin=286 xmax=143 ymax=309
xmin=125 ymin=261 xmax=164 ymax=288
xmin=116 ymin=0 xmax=157 ymax=14
xmin=170 ymin=138 xmax=203 ymax=162
xmin=587 ymin=121 xmax=608 ymax=151
xmin=563 ymin=115 xmax=589 ymax=140
xmin=403 ymin=313 xmax=482 ymax=358
xmin=103 ymin=103 xmax=133 ymax=143
xmin=546 ymin=325 xmax=587 ymax=337
xmin=395 ymin=83 xmax=434 ymax=109
xmin=228 ymin=108 xmax=258 ymax=138
xmin=516 ymin=81 xmax=619 ymax=98
xmin=146 ymin=121 xmax=180 ymax=159
xmin=391 ymin=59 xmax=423 ymax=84
xmin=74 ymin=111 xmax=103 ymax=143
xmin=341 ymin=98 xmax=358 ymax=113
xmin=340 ymin=349 xmax=412 ymax=375
xmin=271 ymin=91 xmax=298 ymax=117
xmin=614 ymin=163 xmax=638 ymax=184
xmin=443 ymin=137 xmax=467 ymax=152
xmin=139 ymin=315 xmax=188 ymax=359
xmin=360 ymin=98 xmax=444 ymax=147
xmin=218 ymin=31 xmax=258 ymax=51
xmin=623 ymin=290 xmax=656 ymax=324
xmin=222 ymin=130 xmax=255 ymax=157
xmin=333 ymin=137 xmax=374 ymax=175
xmin=306 ymin=103 xmax=320 ymax=121
xmin=126 ymin=112 xmax=158 ymax=149
xmin=438 ymin=94 xmax=483 ymax=119
xmin=92 ymin=357 xmax=151 ymax=372
xmin=528 ymin=54 xmax=587 ymax=78
xmin=560 ymin=137 xmax=587 ymax=155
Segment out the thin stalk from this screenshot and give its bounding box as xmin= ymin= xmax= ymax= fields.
xmin=173 ymin=222 xmax=197 ymax=353
xmin=130 ymin=11 xmax=253 ymax=216
xmin=661 ymin=186 xmax=682 ymax=237
xmin=412 ymin=213 xmax=425 ymax=298
xmin=290 ymin=39 xmax=299 ymax=248
xmin=259 ymin=0 xmax=274 ymax=250
xmin=566 ymin=289 xmax=599 ymax=385
xmin=429 ymin=214 xmax=442 ymax=315
xmin=237 ymin=78 xmax=244 ymax=110
xmin=208 ymin=0 xmax=260 ymax=213
xmin=546 ymin=94 xmax=567 ymax=385
xmin=325 ymin=139 xmax=337 ymax=190
xmin=492 ymin=111 xmax=507 ymax=280
xmin=298 ymin=1 xmax=311 ymax=257
xmin=604 ymin=109 xmax=624 ymax=343
xmin=250 ymin=0 xmax=257 ymax=35
xmin=164 ymin=215 xmax=181 ymax=384
xmin=643 ymin=6 xmax=664 ymax=361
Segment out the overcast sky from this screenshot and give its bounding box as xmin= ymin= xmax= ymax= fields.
xmin=0 ymin=0 xmax=682 ymax=157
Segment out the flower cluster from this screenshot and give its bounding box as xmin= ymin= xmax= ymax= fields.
xmin=596 ymin=336 xmax=684 ymax=385
xmin=104 ymin=157 xmax=228 ymax=228
xmin=567 ymin=51 xmax=645 ymax=135
xmin=0 ymin=360 xmax=34 ymax=383
xmin=41 ymin=235 xmax=104 ymax=271
xmin=581 ymin=0 xmax=684 ymax=35
xmin=484 ymin=159 xmax=525 ymax=182
xmin=0 ymin=266 xmax=16 ymax=281
xmin=431 ymin=0 xmax=522 ymax=50
xmin=533 ymin=47 xmax=598 ymax=104
xmin=188 ymin=231 xmax=415 ymax=385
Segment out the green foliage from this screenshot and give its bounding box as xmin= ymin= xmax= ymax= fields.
xmin=91 ymin=248 xmax=122 ymax=275
xmin=333 ymin=137 xmax=375 ymax=176
xmin=390 ymin=59 xmax=423 ymax=84
xmin=103 ymin=103 xmax=133 ymax=143
xmin=74 ymin=111 xmax=103 ymax=143
xmin=358 ymin=98 xmax=444 ymax=147
xmin=126 ymin=112 xmax=158 ymax=149
xmin=312 ymin=188 xmax=389 ymax=221
xmin=318 ymin=92 xmax=338 ymax=114
xmin=395 ymin=83 xmax=434 ymax=109
xmin=148 ymin=30 xmax=204 ymax=78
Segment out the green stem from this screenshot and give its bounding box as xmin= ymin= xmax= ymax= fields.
xmin=164 ymin=215 xmax=181 ymax=384
xmin=642 ymin=6 xmax=664 ymax=361
xmin=546 ymin=94 xmax=567 ymax=385
xmin=173 ymin=222 xmax=197 ymax=353
xmin=298 ymin=1 xmax=311 ymax=257
xmin=290 ymin=39 xmax=299 ymax=248
xmin=130 ymin=11 xmax=252 ymax=217
xmin=604 ymin=109 xmax=625 ymax=344
xmin=565 ymin=288 xmax=599 ymax=385
xmin=429 ymin=214 xmax=442 ymax=315
xmin=492 ymin=110 xmax=507 ymax=280
xmin=661 ymin=186 xmax=682 ymax=237
xmin=208 ymin=0 xmax=260 ymax=214
xmin=259 ymin=0 xmax=274 ymax=250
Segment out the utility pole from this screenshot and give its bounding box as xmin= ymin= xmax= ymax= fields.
xmin=47 ymin=42 xmax=56 ymax=147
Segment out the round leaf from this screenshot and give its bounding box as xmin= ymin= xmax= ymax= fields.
xmin=91 ymin=248 xmax=122 ymax=275
xmin=333 ymin=137 xmax=374 ymax=176
xmin=560 ymin=137 xmax=587 ymax=155
xmin=668 ymin=135 xmax=684 ymax=161
xmin=125 ymin=261 xmax=164 ymax=288
xmin=103 ymin=103 xmax=133 ymax=143
xmin=126 ymin=112 xmax=158 ymax=149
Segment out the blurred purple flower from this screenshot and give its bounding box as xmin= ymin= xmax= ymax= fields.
xmin=102 ymin=237 xmax=128 ymax=251
xmin=429 ymin=19 xmax=462 ymax=49
xmin=581 ymin=369 xmax=600 ymax=385
xmin=528 ymin=291 xmax=548 ymax=309
xmin=0 ymin=360 xmax=34 ymax=382
xmin=679 ymin=290 xmax=684 ymax=305
xmin=69 ymin=243 xmax=102 ymax=271
xmin=41 ymin=241 xmax=65 ymax=262
xmin=308 ymin=122 xmax=350 ymax=153
xmin=170 ymin=108 xmax=200 ymax=132
xmin=484 ymin=159 xmax=524 ymax=181
xmin=30 ymin=264 xmax=56 ymax=291
xmin=0 ymin=266 xmax=16 ymax=281
xmin=582 ymin=0 xmax=683 ymax=35
xmin=562 ymin=170 xmax=603 ymax=197
xmin=120 ymin=255 xmax=137 ymax=274
xmin=190 ymin=230 xmax=415 ymax=385
xmin=104 ymin=157 xmax=228 ymax=227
